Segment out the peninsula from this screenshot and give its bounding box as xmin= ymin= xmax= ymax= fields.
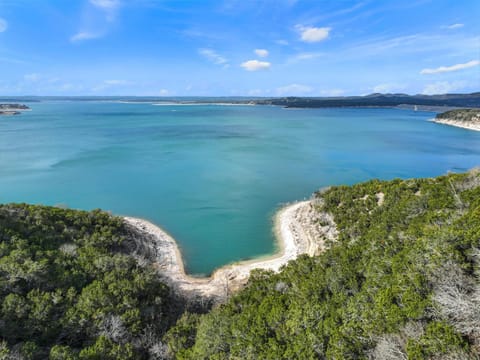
xmin=434 ymin=108 xmax=480 ymax=131
xmin=0 ymin=103 xmax=30 ymax=116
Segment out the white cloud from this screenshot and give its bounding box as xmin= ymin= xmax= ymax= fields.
xmin=296 ymin=25 xmax=331 ymax=43
xmin=158 ymin=89 xmax=169 ymax=96
xmin=446 ymin=23 xmax=464 ymax=29
xmin=420 ymin=60 xmax=480 ymax=74
xmin=70 ymin=31 xmax=101 ymax=42
xmin=89 ymin=0 xmax=120 ymax=9
xmin=422 ymin=81 xmax=466 ymax=95
xmin=199 ymin=48 xmax=228 ymax=65
xmin=254 ymin=49 xmax=269 ymax=58
xmin=0 ymin=18 xmax=7 ymax=33
xmin=276 ymin=83 xmax=313 ymax=95
xmin=240 ymin=60 xmax=271 ymax=71
xmin=372 ymin=83 xmax=407 ymax=93
xmin=319 ymin=89 xmax=344 ymax=97
xmin=275 ymin=39 xmax=289 ymax=46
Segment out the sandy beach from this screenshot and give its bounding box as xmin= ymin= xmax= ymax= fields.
xmin=433 ymin=118 xmax=480 ymax=132
xmin=124 ymin=200 xmax=337 ymax=302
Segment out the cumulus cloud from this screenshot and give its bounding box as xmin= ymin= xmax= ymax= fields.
xmin=254 ymin=49 xmax=269 ymax=58
xmin=446 ymin=23 xmax=464 ymax=29
xmin=240 ymin=60 xmax=271 ymax=71
xmin=420 ymin=60 xmax=480 ymax=74
xmin=276 ymin=83 xmax=313 ymax=95
xmin=158 ymin=89 xmax=169 ymax=96
xmin=199 ymin=48 xmax=228 ymax=65
xmin=0 ymin=18 xmax=7 ymax=33
xmin=70 ymin=31 xmax=101 ymax=42
xmin=296 ymin=25 xmax=331 ymax=43
xmin=422 ymin=81 xmax=466 ymax=95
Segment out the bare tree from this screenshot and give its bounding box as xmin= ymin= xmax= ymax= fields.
xmin=99 ymin=314 xmax=129 ymax=344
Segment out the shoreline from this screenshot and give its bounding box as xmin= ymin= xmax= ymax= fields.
xmin=123 ymin=200 xmax=337 ymax=301
xmin=433 ymin=118 xmax=480 ymax=132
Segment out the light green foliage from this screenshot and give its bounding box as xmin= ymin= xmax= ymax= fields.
xmin=168 ymin=170 xmax=480 ymax=359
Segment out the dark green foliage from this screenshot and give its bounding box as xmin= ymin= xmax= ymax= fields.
xmin=0 ymin=204 xmax=173 ymax=359
xmin=436 ymin=108 xmax=480 ymax=121
xmin=168 ymin=170 xmax=480 ymax=359
xmin=252 ymin=93 xmax=480 ymax=108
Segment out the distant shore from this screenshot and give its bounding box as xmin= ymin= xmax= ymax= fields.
xmin=433 ymin=109 xmax=480 ymax=132
xmin=124 ymin=200 xmax=337 ymax=301
xmin=0 ymin=103 xmax=30 ymax=116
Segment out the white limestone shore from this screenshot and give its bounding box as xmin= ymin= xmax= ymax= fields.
xmin=123 ymin=200 xmax=337 ymax=301
xmin=433 ymin=118 xmax=480 ymax=132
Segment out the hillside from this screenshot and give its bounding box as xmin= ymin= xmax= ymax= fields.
xmin=1 ymin=170 xmax=480 ymax=359
xmin=1 ymin=93 xmax=479 ymax=109
xmin=167 ymin=170 xmax=480 ymax=359
xmin=434 ymin=109 xmax=480 ymax=131
xmin=251 ymin=92 xmax=480 ymax=109
xmin=0 ymin=205 xmax=179 ymax=359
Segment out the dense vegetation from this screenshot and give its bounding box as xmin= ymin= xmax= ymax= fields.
xmin=168 ymin=170 xmax=480 ymax=359
xmin=252 ymin=92 xmax=480 ymax=108
xmin=436 ymin=108 xmax=480 ymax=122
xmin=0 ymin=205 xmax=176 ymax=359
xmin=1 ymin=171 xmax=480 ymax=359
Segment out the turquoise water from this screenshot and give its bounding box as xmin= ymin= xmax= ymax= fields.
xmin=1 ymin=102 xmax=479 ymax=274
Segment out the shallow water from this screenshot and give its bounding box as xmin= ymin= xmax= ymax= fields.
xmin=1 ymin=102 xmax=479 ymax=274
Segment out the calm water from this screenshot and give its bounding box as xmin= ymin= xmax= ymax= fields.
xmin=1 ymin=102 xmax=479 ymax=274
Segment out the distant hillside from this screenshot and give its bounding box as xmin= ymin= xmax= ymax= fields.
xmin=0 ymin=93 xmax=479 ymax=108
xmin=252 ymin=92 xmax=480 ymax=108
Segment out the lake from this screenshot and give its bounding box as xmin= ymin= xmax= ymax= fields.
xmin=1 ymin=101 xmax=479 ymax=274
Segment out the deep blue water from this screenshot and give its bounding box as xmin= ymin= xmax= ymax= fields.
xmin=1 ymin=102 xmax=479 ymax=274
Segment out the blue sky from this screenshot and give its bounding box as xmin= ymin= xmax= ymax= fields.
xmin=0 ymin=0 xmax=478 ymax=96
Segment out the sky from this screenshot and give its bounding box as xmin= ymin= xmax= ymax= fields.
xmin=0 ymin=0 xmax=479 ymax=96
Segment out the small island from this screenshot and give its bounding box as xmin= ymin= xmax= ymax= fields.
xmin=434 ymin=108 xmax=480 ymax=131
xmin=0 ymin=103 xmax=30 ymax=116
